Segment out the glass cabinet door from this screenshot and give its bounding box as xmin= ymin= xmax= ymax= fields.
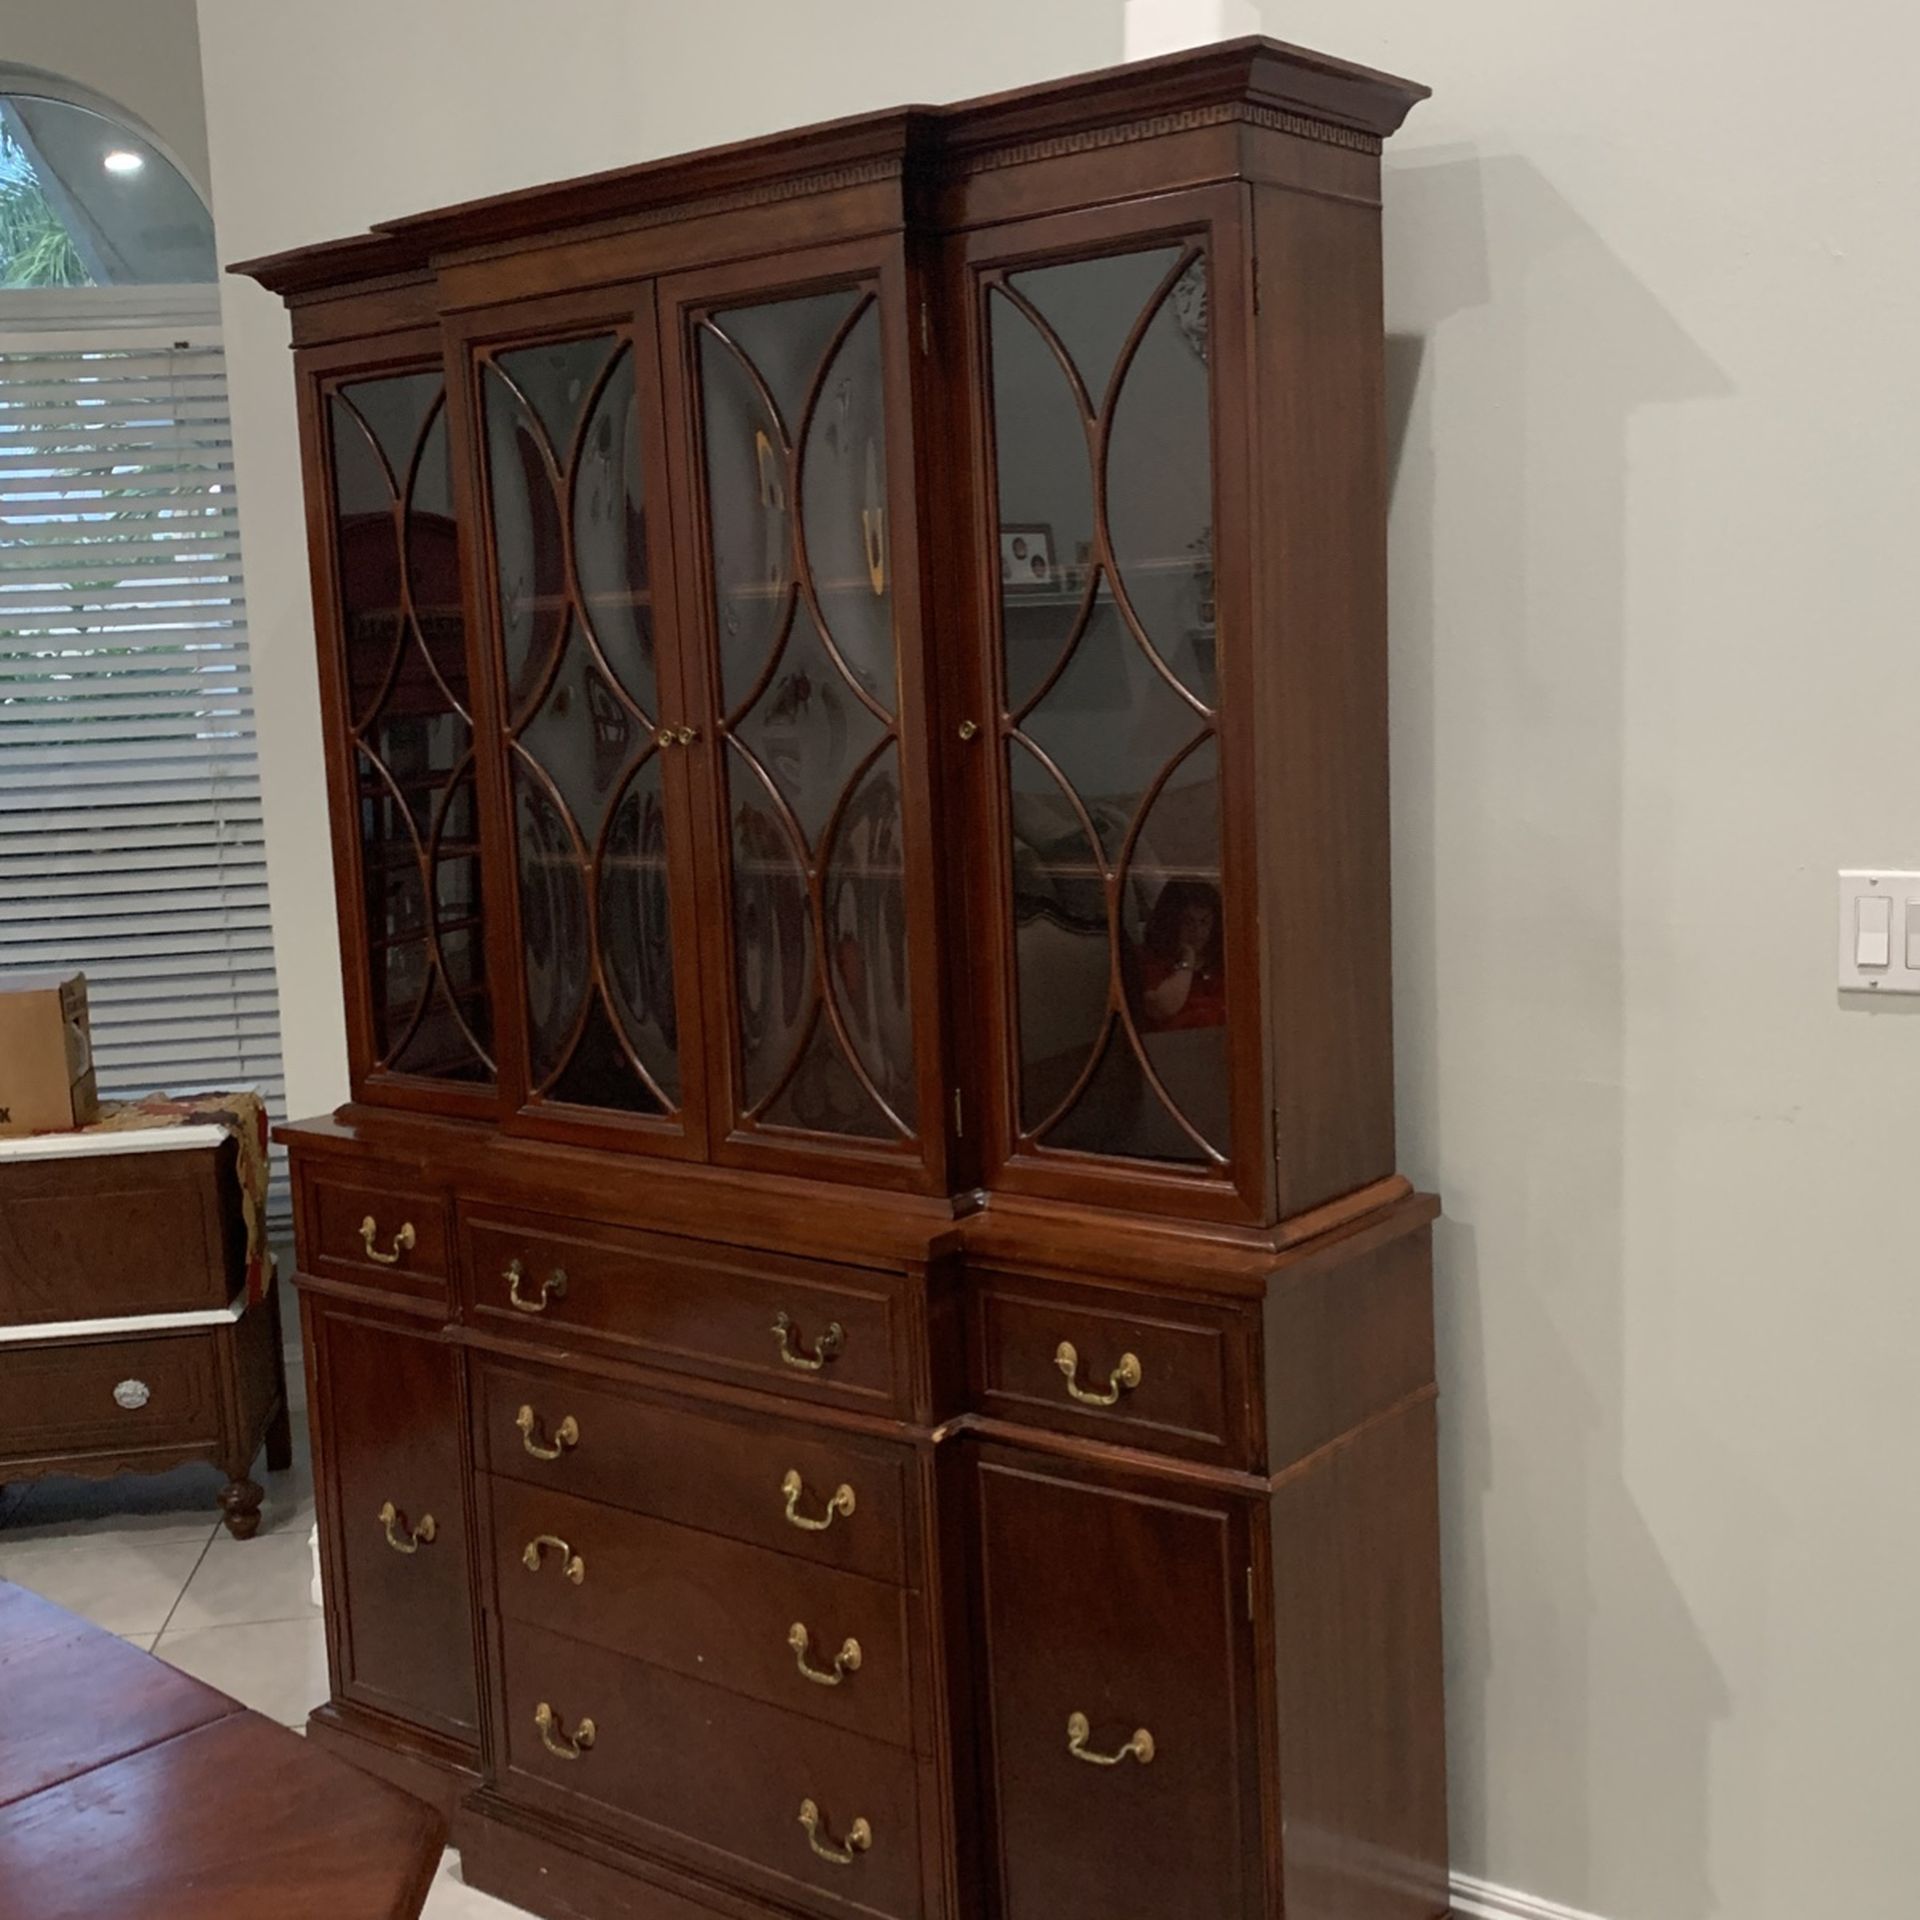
xmin=326 ymin=368 xmax=492 ymax=1086
xmin=477 ymin=325 xmax=699 ymax=1133
xmin=687 ymin=281 xmax=921 ymax=1154
xmin=982 ymin=240 xmax=1230 ymax=1172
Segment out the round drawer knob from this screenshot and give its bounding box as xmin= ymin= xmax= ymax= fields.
xmin=112 ymin=1379 xmax=151 ymax=1411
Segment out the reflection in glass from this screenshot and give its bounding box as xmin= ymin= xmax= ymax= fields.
xmin=330 ymin=371 xmax=490 ymax=1084
xmin=481 ymin=331 xmax=681 ymax=1116
xmin=990 ymin=244 xmax=1227 ymax=1165
xmin=700 ymin=286 xmax=916 ymax=1145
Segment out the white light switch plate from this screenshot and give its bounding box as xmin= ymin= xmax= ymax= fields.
xmin=1838 ymin=870 xmax=1920 ymax=992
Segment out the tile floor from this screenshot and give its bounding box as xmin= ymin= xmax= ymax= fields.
xmin=0 ymin=1310 xmax=522 ymax=1917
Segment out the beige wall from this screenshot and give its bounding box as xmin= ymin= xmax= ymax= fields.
xmin=196 ymin=5 xmax=1920 ymax=1917
xmin=0 ymin=0 xmax=209 ymax=194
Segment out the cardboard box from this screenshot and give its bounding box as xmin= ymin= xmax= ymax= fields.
xmin=0 ymin=972 xmax=100 ymax=1136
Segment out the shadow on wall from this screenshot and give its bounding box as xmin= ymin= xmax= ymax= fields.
xmin=1382 ymin=147 xmax=1735 ymax=1920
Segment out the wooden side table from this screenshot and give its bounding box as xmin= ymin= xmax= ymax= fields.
xmin=0 ymin=1125 xmax=291 ymax=1537
xmin=0 ymin=1579 xmax=446 ymax=1918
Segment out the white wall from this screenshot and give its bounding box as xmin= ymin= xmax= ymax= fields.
xmin=0 ymin=0 xmax=209 ymax=194
xmin=196 ymin=6 xmax=1920 ymax=1918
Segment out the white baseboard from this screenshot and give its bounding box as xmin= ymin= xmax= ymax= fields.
xmin=1451 ymin=1871 xmax=1613 ymax=1920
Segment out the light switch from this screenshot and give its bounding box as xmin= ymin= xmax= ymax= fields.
xmin=1839 ymin=871 xmax=1920 ymax=993
xmin=1857 ymin=893 xmax=1892 ymax=968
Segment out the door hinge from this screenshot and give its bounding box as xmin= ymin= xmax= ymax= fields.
xmin=952 ymin=1087 xmax=964 ymax=1136
xmin=920 ymin=299 xmax=932 ymax=356
xmin=1247 ymin=1564 xmax=1256 ymax=1621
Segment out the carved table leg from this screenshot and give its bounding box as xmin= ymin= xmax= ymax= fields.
xmin=265 ymin=1399 xmax=294 ymax=1474
xmin=218 ymin=1478 xmax=265 ymax=1540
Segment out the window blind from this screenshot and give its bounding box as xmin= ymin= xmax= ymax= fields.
xmin=0 ymin=288 xmax=288 ymax=1226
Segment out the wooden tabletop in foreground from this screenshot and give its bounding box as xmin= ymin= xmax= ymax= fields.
xmin=0 ymin=1579 xmax=446 ymax=1920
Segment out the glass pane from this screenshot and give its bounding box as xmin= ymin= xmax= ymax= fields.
xmin=823 ymin=744 xmax=914 ymax=1128
xmin=572 ymin=347 xmax=657 ymax=716
xmin=0 ymin=95 xmax=216 ymax=285
xmin=761 ymin=1017 xmax=889 ymax=1139
xmin=699 ymin=325 xmax=792 ymax=712
xmin=484 ymin=329 xmax=686 ymax=1122
xmin=989 ymin=289 xmax=1093 ymax=714
xmin=513 ymin=764 xmax=588 ymax=1086
xmin=1122 ymin=736 xmax=1227 ymax=1155
xmin=405 ymin=402 xmax=470 ymax=703
xmin=730 ymin=754 xmax=814 ymax=1112
xmin=330 ymin=393 xmax=402 ymax=727
xmin=734 ymin=598 xmax=885 ymax=853
xmin=1106 ymin=256 xmax=1217 ymax=706
xmin=991 ymin=243 xmax=1227 ymax=1167
xmin=703 ymin=285 xmax=917 ymax=1145
xmin=801 ymin=300 xmax=894 ymax=707
xmin=484 ymin=355 xmax=569 ymax=713
xmin=1043 ymin=1026 xmax=1209 ymax=1164
xmin=1021 ymin=603 xmax=1204 ymax=867
xmin=1009 ymin=248 xmax=1180 ymax=404
xmin=333 ymin=370 xmax=491 ymax=1085
xmin=600 ymin=755 xmax=680 ymax=1103
xmin=713 ymin=290 xmax=859 ymax=438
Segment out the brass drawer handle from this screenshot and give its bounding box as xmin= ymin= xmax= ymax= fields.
xmin=522 ymin=1534 xmax=585 ymax=1584
xmin=1067 ymin=1711 xmax=1155 ymax=1768
xmin=781 ymin=1469 xmax=855 ymax=1533
xmin=533 ymin=1702 xmax=595 ymax=1761
xmin=771 ymin=1310 xmax=844 ymax=1373
xmin=506 ymin=1258 xmax=568 ymax=1315
xmin=788 ymin=1622 xmax=861 ymax=1687
xmin=377 ymin=1501 xmax=436 ymax=1554
xmin=798 ymin=1798 xmax=871 ymax=1865
xmin=359 ymin=1217 xmax=416 ymax=1266
xmin=516 ymin=1404 xmax=579 ymax=1461
xmin=1055 ymin=1340 xmax=1143 ymax=1408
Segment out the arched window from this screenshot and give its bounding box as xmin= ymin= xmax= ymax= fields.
xmin=0 ymin=73 xmax=286 ymax=1217
xmin=0 ymin=83 xmax=214 ymax=286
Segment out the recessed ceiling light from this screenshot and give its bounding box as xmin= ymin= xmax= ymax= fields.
xmin=102 ymin=149 xmax=144 ymax=175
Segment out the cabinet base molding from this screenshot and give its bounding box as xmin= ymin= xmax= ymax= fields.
xmin=1449 ymin=1872 xmax=1613 ymax=1920
xmin=305 ymin=1702 xmax=478 ymax=1823
xmin=456 ymin=1790 xmax=803 ymax=1920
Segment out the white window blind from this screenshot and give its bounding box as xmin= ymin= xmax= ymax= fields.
xmin=0 ymin=287 xmax=287 ymax=1224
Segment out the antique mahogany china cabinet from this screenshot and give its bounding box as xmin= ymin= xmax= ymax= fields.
xmin=239 ymin=36 xmax=1447 ymax=1920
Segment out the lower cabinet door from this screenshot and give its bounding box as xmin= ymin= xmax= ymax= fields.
xmin=310 ymin=1299 xmax=478 ymax=1741
xmin=973 ymin=1445 xmax=1261 ymax=1920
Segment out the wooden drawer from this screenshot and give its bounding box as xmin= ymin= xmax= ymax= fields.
xmin=461 ymin=1206 xmax=910 ymax=1413
xmin=0 ymin=1331 xmax=220 ymax=1463
xmin=498 ymin=1616 xmax=923 ymax=1920
xmin=305 ymin=1169 xmax=451 ymax=1306
xmin=968 ymin=1267 xmax=1255 ymax=1466
xmin=475 ymin=1360 xmax=911 ymax=1587
xmin=0 ymin=1143 xmax=240 ymax=1321
xmin=489 ymin=1475 xmax=914 ymax=1749
xmin=309 ymin=1301 xmax=478 ymax=1741
xmin=973 ymin=1446 xmax=1259 ymax=1920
